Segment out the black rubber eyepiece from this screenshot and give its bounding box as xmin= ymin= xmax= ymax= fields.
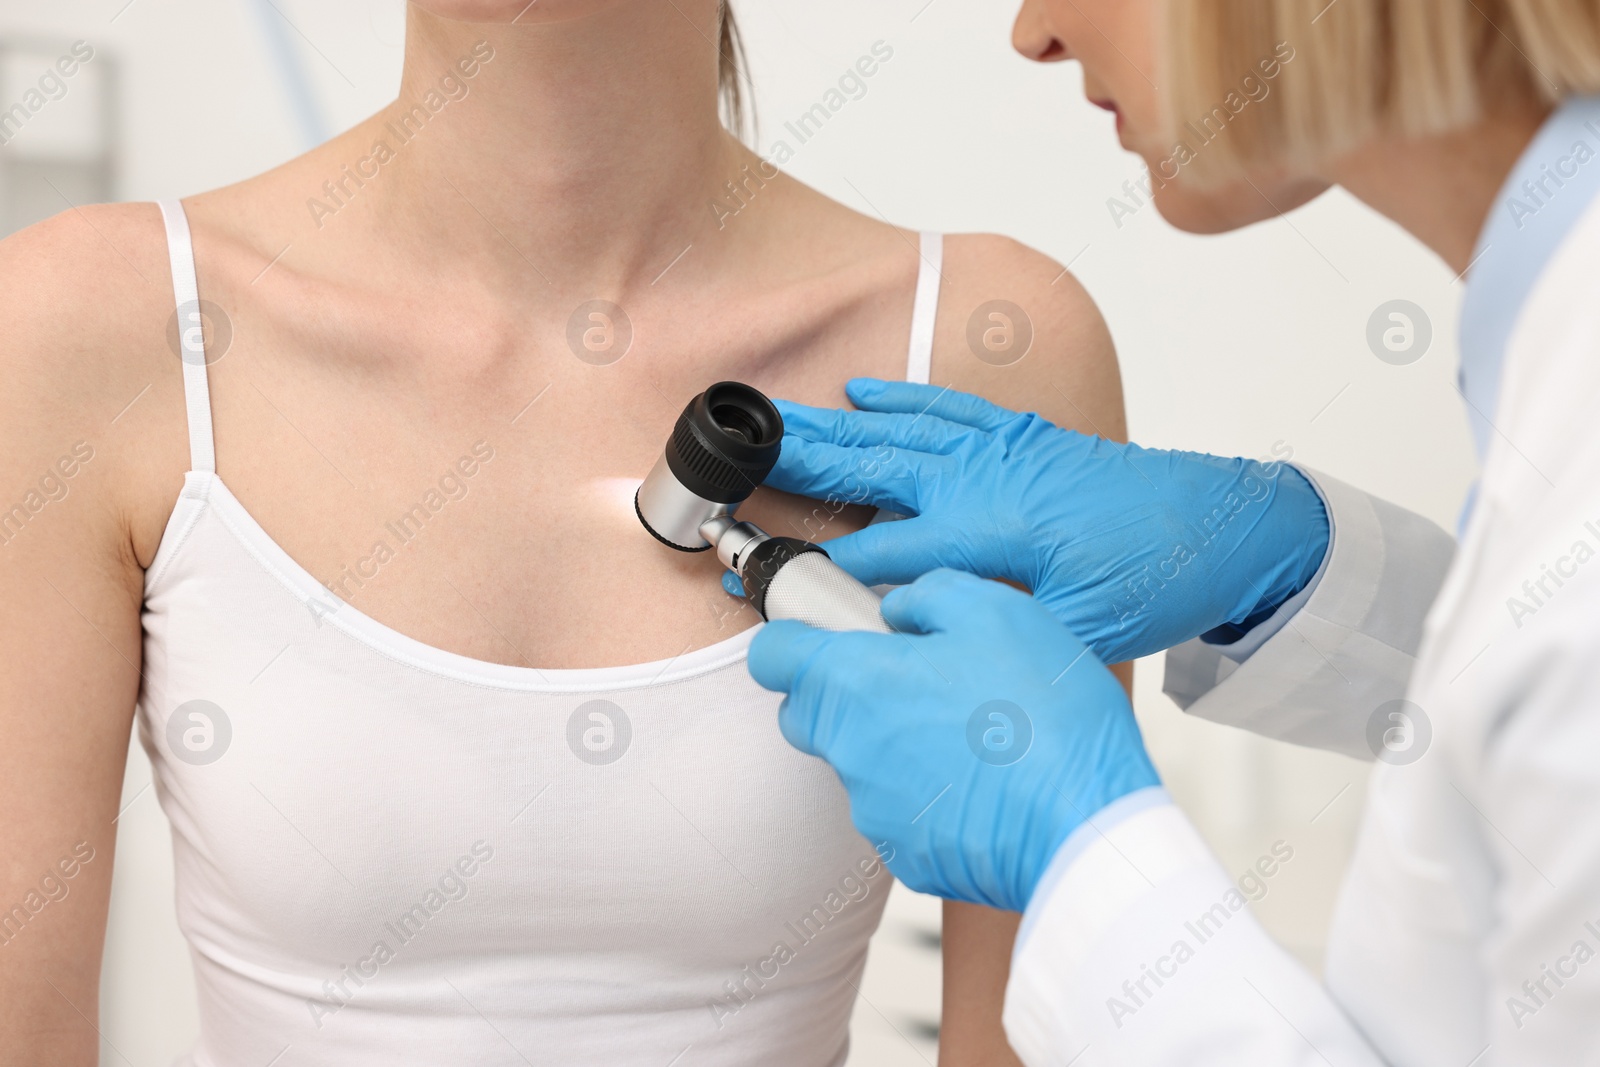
xmin=665 ymin=382 xmax=784 ymax=504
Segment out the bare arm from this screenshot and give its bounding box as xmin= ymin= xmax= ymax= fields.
xmin=0 ymin=206 xmax=182 ymax=1065
xmin=929 ymin=233 xmax=1129 ymax=1065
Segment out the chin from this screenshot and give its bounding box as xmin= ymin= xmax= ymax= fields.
xmin=1150 ymin=173 xmax=1332 ymax=235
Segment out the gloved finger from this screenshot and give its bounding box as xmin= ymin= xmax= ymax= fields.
xmin=722 ymin=570 xmax=746 ymax=598
xmin=775 ymin=696 xmax=824 ymax=758
xmin=766 ymin=437 xmax=932 ymax=515
xmin=747 ymin=618 xmax=839 ymax=694
xmin=775 ymin=399 xmax=977 ymax=454
xmin=881 ymin=568 xmax=1025 ymax=635
xmin=846 ymin=379 xmax=1022 ymax=433
xmin=816 ymin=520 xmax=987 ymax=590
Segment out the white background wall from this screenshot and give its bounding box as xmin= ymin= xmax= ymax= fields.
xmin=0 ymin=1 xmax=1479 ymax=1064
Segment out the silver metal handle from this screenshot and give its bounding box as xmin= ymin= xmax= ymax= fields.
xmin=760 ymin=552 xmax=892 ymax=633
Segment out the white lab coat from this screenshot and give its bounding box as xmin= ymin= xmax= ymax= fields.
xmin=1002 ymin=196 xmax=1600 ymax=1064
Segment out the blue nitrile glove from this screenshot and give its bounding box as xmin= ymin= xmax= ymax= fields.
xmin=729 ymin=379 xmax=1329 ymax=665
xmin=749 ymin=568 xmax=1159 ymax=912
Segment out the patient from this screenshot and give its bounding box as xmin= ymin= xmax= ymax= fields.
xmin=0 ymin=2 xmax=1125 ymax=1064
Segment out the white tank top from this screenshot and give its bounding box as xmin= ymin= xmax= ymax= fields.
xmin=139 ymin=200 xmax=945 ymax=1067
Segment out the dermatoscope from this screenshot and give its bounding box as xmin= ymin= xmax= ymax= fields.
xmin=635 ymin=382 xmax=892 ymax=634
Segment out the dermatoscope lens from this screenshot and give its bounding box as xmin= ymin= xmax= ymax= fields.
xmin=634 ymin=382 xmax=784 ymax=551
xmin=709 ymin=401 xmax=769 ymax=446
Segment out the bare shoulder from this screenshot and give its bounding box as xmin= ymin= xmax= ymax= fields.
xmin=930 ymin=233 xmax=1125 ymax=442
xmin=0 ymin=202 xmax=190 ymax=565
xmin=0 ymin=202 xmax=176 ymax=421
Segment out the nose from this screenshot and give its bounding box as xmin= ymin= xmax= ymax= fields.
xmin=1012 ymin=0 xmax=1069 ymax=62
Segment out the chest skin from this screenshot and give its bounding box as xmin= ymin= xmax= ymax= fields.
xmin=172 ymin=250 xmax=922 ymax=671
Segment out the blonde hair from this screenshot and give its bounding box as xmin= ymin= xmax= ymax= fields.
xmin=1163 ymin=0 xmax=1600 ymax=181
xmin=718 ymin=2 xmax=751 ymax=137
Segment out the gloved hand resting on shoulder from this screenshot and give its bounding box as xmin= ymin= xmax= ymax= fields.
xmin=748 ymin=568 xmax=1159 ymax=913
xmin=731 ymin=378 xmax=1330 ymax=665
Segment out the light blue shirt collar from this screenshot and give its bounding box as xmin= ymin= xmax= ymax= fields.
xmin=1459 ymin=96 xmax=1600 ymax=460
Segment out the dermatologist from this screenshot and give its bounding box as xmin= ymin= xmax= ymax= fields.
xmin=743 ymin=0 xmax=1600 ymax=1063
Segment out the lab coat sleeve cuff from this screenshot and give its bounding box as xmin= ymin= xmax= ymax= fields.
xmin=1003 ymin=794 xmax=1382 ymax=1067
xmin=1004 ymin=792 xmax=1220 ymax=1065
xmin=1162 ymin=466 xmax=1455 ymax=760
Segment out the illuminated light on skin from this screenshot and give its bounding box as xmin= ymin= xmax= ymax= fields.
xmin=595 ymin=477 xmax=646 ymax=518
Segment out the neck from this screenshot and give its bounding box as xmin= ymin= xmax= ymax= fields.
xmin=1327 ymin=107 xmax=1551 ymax=277
xmin=368 ymin=3 xmax=738 ymax=292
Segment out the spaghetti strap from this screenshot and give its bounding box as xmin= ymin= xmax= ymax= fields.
xmin=157 ymin=200 xmax=217 ymax=474
xmin=905 ymin=232 xmax=943 ymax=386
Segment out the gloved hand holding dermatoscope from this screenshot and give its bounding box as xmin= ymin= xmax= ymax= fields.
xmin=635 ymin=382 xmax=893 ymax=634
xmin=757 ymin=379 xmax=1332 ymax=665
